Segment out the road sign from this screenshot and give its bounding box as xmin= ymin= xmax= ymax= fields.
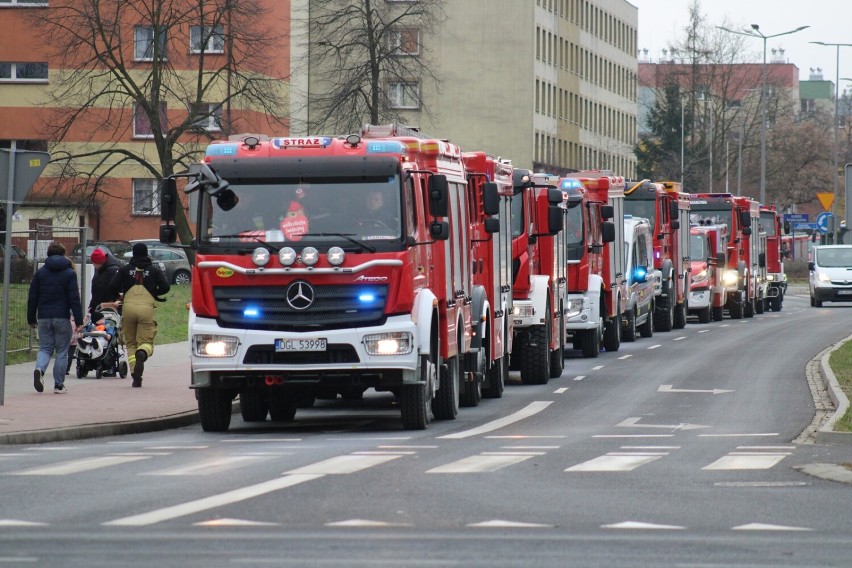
xmin=783 ymin=213 xmax=809 ymax=223
xmin=0 ymin=149 xmax=50 ymax=214
xmin=816 ymin=212 xmax=833 ymax=234
xmin=816 ymin=192 xmax=835 ymax=211
xmin=794 ymin=222 xmax=817 ymax=231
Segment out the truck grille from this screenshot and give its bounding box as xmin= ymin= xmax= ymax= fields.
xmin=214 ymin=284 xmax=388 ymax=331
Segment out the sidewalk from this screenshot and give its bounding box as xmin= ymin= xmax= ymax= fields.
xmin=0 ymin=342 xmax=198 ymax=445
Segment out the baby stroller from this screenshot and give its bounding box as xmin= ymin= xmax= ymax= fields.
xmin=75 ymin=307 xmax=128 ymax=379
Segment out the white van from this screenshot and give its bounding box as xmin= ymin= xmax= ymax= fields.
xmin=809 ymin=245 xmax=852 ymax=306
xmin=622 ymin=216 xmax=656 ymax=340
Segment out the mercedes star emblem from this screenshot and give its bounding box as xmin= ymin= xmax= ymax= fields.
xmin=286 ymin=281 xmax=315 ymax=310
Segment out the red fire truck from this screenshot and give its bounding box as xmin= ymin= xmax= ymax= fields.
xmin=689 ymin=194 xmax=760 ymax=319
xmin=559 ymin=172 xmax=625 ymax=357
xmin=460 ymin=151 xmax=514 ymax=403
xmin=510 ymin=170 xmax=566 ymax=384
xmin=623 ymin=180 xmax=691 ymax=331
xmin=759 ymin=205 xmax=787 ymax=311
xmin=688 ymin=224 xmax=728 ymax=322
xmin=159 ymin=126 xmax=482 ymax=431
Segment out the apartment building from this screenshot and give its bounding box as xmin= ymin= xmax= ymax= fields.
xmin=291 ymin=0 xmax=639 ymax=177
xmin=0 ymin=0 xmax=289 ymax=250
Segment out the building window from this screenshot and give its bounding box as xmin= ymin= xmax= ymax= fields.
xmin=388 ymin=82 xmax=420 ymax=109
xmin=190 ymin=25 xmax=225 ymax=54
xmin=135 ymin=25 xmax=167 ymax=61
xmin=132 ymin=179 xmax=161 ymax=216
xmin=0 ymin=62 xmax=48 ymax=82
xmin=191 ymin=102 xmax=223 ymax=132
xmin=388 ymin=29 xmax=419 ymax=55
xmin=133 ymin=102 xmax=168 ymax=138
xmin=801 ymin=99 xmax=816 ymax=113
xmin=0 ymin=139 xmax=48 ymax=152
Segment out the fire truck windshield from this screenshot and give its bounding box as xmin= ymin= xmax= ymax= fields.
xmin=200 ymin=175 xmax=403 ymax=246
xmin=689 ymin=205 xmax=731 ymax=229
xmin=690 ymin=234 xmax=707 ymax=259
xmin=623 ymin=199 xmax=657 ymax=225
xmin=759 ymin=212 xmax=777 ymax=236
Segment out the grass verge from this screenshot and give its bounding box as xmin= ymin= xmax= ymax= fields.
xmin=829 ymin=341 xmax=852 ymax=432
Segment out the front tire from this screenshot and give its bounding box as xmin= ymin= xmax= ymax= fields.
xmin=482 ymin=353 xmax=507 ymax=399
xmin=602 ymin=307 xmax=621 ymax=352
xmin=698 ymin=305 xmax=711 ymax=323
xmin=461 ymin=347 xmax=485 ymax=407
xmin=638 ymin=302 xmax=654 ymax=338
xmin=268 ymin=393 xmax=298 ymax=422
xmin=401 ymin=354 xmax=434 ymax=430
xmin=240 ymin=390 xmax=269 ymax=422
xmin=520 ymin=324 xmax=551 ymax=385
xmin=198 ymin=389 xmax=234 ymax=432
xmin=623 ymin=308 xmax=637 ymax=342
xmin=580 ymin=326 xmax=601 ymax=358
xmin=653 ymin=293 xmax=674 ymax=331
xmin=432 ymin=353 xmax=460 ymax=420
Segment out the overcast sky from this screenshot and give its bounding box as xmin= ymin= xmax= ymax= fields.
xmin=629 ymin=0 xmax=852 ymax=92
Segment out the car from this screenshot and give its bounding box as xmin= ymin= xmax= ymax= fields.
xmin=808 ymin=244 xmax=852 ymax=307
xmin=622 ymin=215 xmax=656 ymax=341
xmin=0 ymin=244 xmax=35 ymax=284
xmin=70 ymin=240 xmax=132 ymax=265
xmin=123 ymin=246 xmax=191 ymax=285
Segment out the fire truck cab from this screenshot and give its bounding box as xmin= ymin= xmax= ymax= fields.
xmin=688 ymin=224 xmax=728 ymax=322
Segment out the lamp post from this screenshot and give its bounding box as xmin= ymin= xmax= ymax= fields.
xmin=717 ymin=25 xmax=809 ymax=205
xmin=811 ymin=43 xmax=852 ymax=243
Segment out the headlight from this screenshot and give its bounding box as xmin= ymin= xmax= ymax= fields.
xmin=767 ymin=274 xmax=776 ymax=281
xmin=279 ymin=247 xmax=297 ymax=266
xmin=818 ymin=272 xmax=831 ymax=283
xmin=193 ymin=335 xmax=239 ymax=357
xmin=363 ymin=332 xmax=413 ymax=355
xmin=513 ymin=304 xmax=535 ymax=318
xmin=692 ymin=269 xmax=708 ymax=283
xmin=327 ymin=246 xmax=345 ymax=266
xmin=300 ymin=246 xmax=319 ymax=266
xmin=566 ymin=298 xmax=584 ymax=317
xmin=722 ymin=269 xmax=739 ymax=286
xmin=252 ymin=247 xmax=270 ymax=267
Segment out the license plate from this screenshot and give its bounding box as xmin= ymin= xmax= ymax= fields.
xmin=837 ymin=290 xmax=852 ymax=296
xmin=275 ymin=338 xmax=327 ymax=352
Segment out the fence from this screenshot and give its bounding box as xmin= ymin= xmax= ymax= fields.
xmin=2 ymin=227 xmax=94 ymax=357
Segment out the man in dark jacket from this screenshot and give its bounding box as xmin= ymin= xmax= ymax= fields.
xmin=108 ymin=243 xmax=170 ymax=387
xmin=27 ymin=242 xmax=84 ymax=394
xmin=88 ymin=247 xmax=122 ymax=314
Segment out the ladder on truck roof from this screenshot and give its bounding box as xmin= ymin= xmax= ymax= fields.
xmin=361 ymin=123 xmax=448 ymax=141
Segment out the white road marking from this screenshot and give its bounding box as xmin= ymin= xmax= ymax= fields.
xmin=572 ymin=375 xmax=585 ymax=381
xmin=103 ymin=474 xmax=323 ymax=526
xmin=617 ymin=417 xmax=709 ymax=430
xmin=617 ymin=355 xmax=632 ymax=360
xmin=646 ymin=344 xmax=661 ymax=350
xmin=501 ymin=446 xmax=560 ymax=450
xmin=602 ymin=521 xmax=685 ymax=530
xmin=702 ymin=454 xmax=789 ymax=470
xmin=353 ymin=450 xmax=418 ymax=455
xmin=427 ymin=454 xmax=534 ymax=473
xmin=467 ymin=520 xmax=553 ymax=528
xmin=486 ymin=435 xmax=565 ymax=439
xmin=143 ymin=456 xmax=267 ymax=476
xmin=592 ymin=434 xmax=674 ymax=438
xmin=566 ymin=453 xmax=668 ymax=472
xmin=673 ymin=336 xmax=687 ymax=341
xmin=378 ymin=445 xmax=438 ymax=449
xmin=145 ymin=446 xmax=208 ymax=450
xmin=591 ymin=365 xmax=604 ymax=370
xmin=658 ymin=384 xmax=734 ymax=395
xmin=698 ymin=433 xmax=778 ymax=437
xmin=481 ymin=451 xmax=547 ymax=456
xmin=220 ymin=438 xmax=302 ymax=443
xmin=620 ymin=446 xmax=681 ymax=450
xmin=732 ymin=523 xmax=812 ymax=531
xmin=553 ymin=387 xmax=569 ymax=394
xmin=10 ymin=455 xmax=150 ymax=476
xmin=194 ymin=518 xmax=279 ymax=527
xmin=286 ymin=454 xmax=401 ymax=475
xmin=438 ymin=401 xmax=553 ymax=439
xmin=326 ymin=519 xmax=412 ymax=527
xmin=0 ymin=520 xmax=47 ymax=526
xmin=698 ymin=329 xmax=710 ymax=334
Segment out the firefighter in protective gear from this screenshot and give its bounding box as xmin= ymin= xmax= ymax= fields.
xmin=108 ymin=243 xmax=170 ymax=387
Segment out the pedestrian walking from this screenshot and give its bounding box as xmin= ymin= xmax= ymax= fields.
xmin=108 ymin=243 xmax=170 ymax=387
xmin=88 ymin=247 xmax=122 ymax=314
xmin=27 ymin=242 xmax=84 ymax=394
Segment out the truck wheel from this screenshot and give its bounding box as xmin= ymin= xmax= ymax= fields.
xmin=622 ymin=308 xmax=637 ymax=342
xmin=239 ymin=390 xmax=268 ymax=422
xmin=548 ymin=315 xmax=564 ymax=378
xmin=198 ymin=389 xmax=234 ymax=432
xmin=401 ymin=354 xmax=433 ymax=430
xmin=728 ymin=293 xmax=744 ymax=319
xmin=520 ymin=324 xmax=550 ymax=385
xmin=432 ymin=353 xmax=460 ymax=420
xmin=672 ymin=300 xmax=687 ymax=329
xmin=580 ymin=327 xmax=600 ymax=358
xmin=755 ymin=297 xmax=765 ymax=314
xmin=639 ymin=303 xmax=654 ymax=338
xmin=653 ymin=295 xmax=674 ymax=331
xmin=698 ymin=306 xmax=711 ymax=323
xmin=461 ymin=348 xmax=485 ymax=407
xmin=603 ymin=308 xmax=621 ymax=352
xmin=268 ymin=393 xmax=297 ymax=422
xmin=744 ymin=296 xmax=755 ymax=318
xmin=712 ymin=304 xmax=724 ymax=321
xmin=482 ymin=353 xmax=507 ymax=399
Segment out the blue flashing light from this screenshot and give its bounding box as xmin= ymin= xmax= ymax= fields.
xmin=632 ymin=266 xmax=647 ymax=282
xmin=243 ymin=307 xmax=261 ymax=318
xmin=366 ymin=141 xmax=405 ymax=155
xmin=358 ymin=292 xmax=377 ymax=303
xmin=560 ymin=179 xmax=584 ymax=190
xmin=206 ymin=143 xmax=238 ymax=157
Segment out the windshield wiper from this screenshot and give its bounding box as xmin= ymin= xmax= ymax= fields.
xmin=301 ymin=233 xmax=376 ymax=253
xmin=208 ymin=234 xmax=279 ymax=253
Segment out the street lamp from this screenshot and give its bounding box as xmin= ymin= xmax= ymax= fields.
xmin=717 ymin=24 xmax=809 ymax=205
xmin=811 ymin=42 xmax=852 ymax=243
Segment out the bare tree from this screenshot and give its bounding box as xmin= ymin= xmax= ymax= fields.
xmin=300 ymin=0 xmax=444 ymax=134
xmin=34 ymin=0 xmax=288 ymax=247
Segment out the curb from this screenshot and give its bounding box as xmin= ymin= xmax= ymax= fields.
xmin=816 ymin=335 xmax=852 ymax=444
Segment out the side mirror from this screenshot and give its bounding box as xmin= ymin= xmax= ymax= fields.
xmin=430 ymin=220 xmax=449 ymax=240
xmin=428 ymin=174 xmax=449 ymax=218
xmin=547 ymin=205 xmax=563 ymax=235
xmin=159 ymin=224 xmax=177 ymax=245
xmin=742 ymin=227 xmax=752 ymax=236
xmin=740 ymin=210 xmax=752 ymax=228
xmin=482 ymin=182 xmax=500 ymax=216
xmin=484 ymin=216 xmax=500 ymax=234
xmin=808 ymin=261 xmax=815 ymax=271
xmin=669 ymin=201 xmax=679 ymax=220
xmin=671 ymin=219 xmax=680 ymax=230
xmin=601 ymin=221 xmax=615 ymax=243
xmin=601 ymin=205 xmax=614 ymax=220
xmin=547 ymin=188 xmax=563 ymax=205
xmin=160 ymin=178 xmax=178 ymax=221
xmin=716 ymin=252 xmax=726 ymax=266
xmin=216 ymin=188 xmax=239 ymax=212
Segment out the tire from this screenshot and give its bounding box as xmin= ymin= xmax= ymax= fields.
xmin=268 ymin=393 xmax=298 ymax=422
xmin=548 ymin=315 xmax=564 ymax=379
xmin=482 ymin=353 xmax=507 ymax=399
xmin=602 ymin=308 xmax=621 ymax=353
xmin=623 ymin=308 xmax=637 ymax=342
xmin=240 ymin=390 xmax=269 ymax=422
xmin=432 ymin=353 xmax=460 ymax=420
xmin=118 ymin=360 xmax=128 ymax=378
xmin=580 ymin=327 xmax=600 ymax=358
xmin=520 ymin=324 xmax=550 ymax=385
xmin=96 ymin=368 xmax=103 ymax=379
xmin=401 ymin=354 xmax=434 ymax=430
xmin=653 ymin=294 xmax=673 ymax=332
xmin=198 ymin=389 xmax=234 ymax=432
xmin=173 ymin=269 xmax=191 ymax=285
xmin=712 ymin=305 xmax=724 ymax=321
xmin=698 ymin=306 xmax=711 ymax=323
xmin=755 ymin=297 xmax=765 ymax=314
xmin=744 ymin=295 xmax=755 ymax=318
xmin=638 ymin=303 xmax=653 ymax=338
xmin=814 ymin=297 xmax=823 ymax=307
xmin=729 ymin=293 xmax=744 ymax=319
xmin=672 ymin=300 xmax=687 ymax=329
xmin=461 ymin=348 xmax=484 ymax=407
